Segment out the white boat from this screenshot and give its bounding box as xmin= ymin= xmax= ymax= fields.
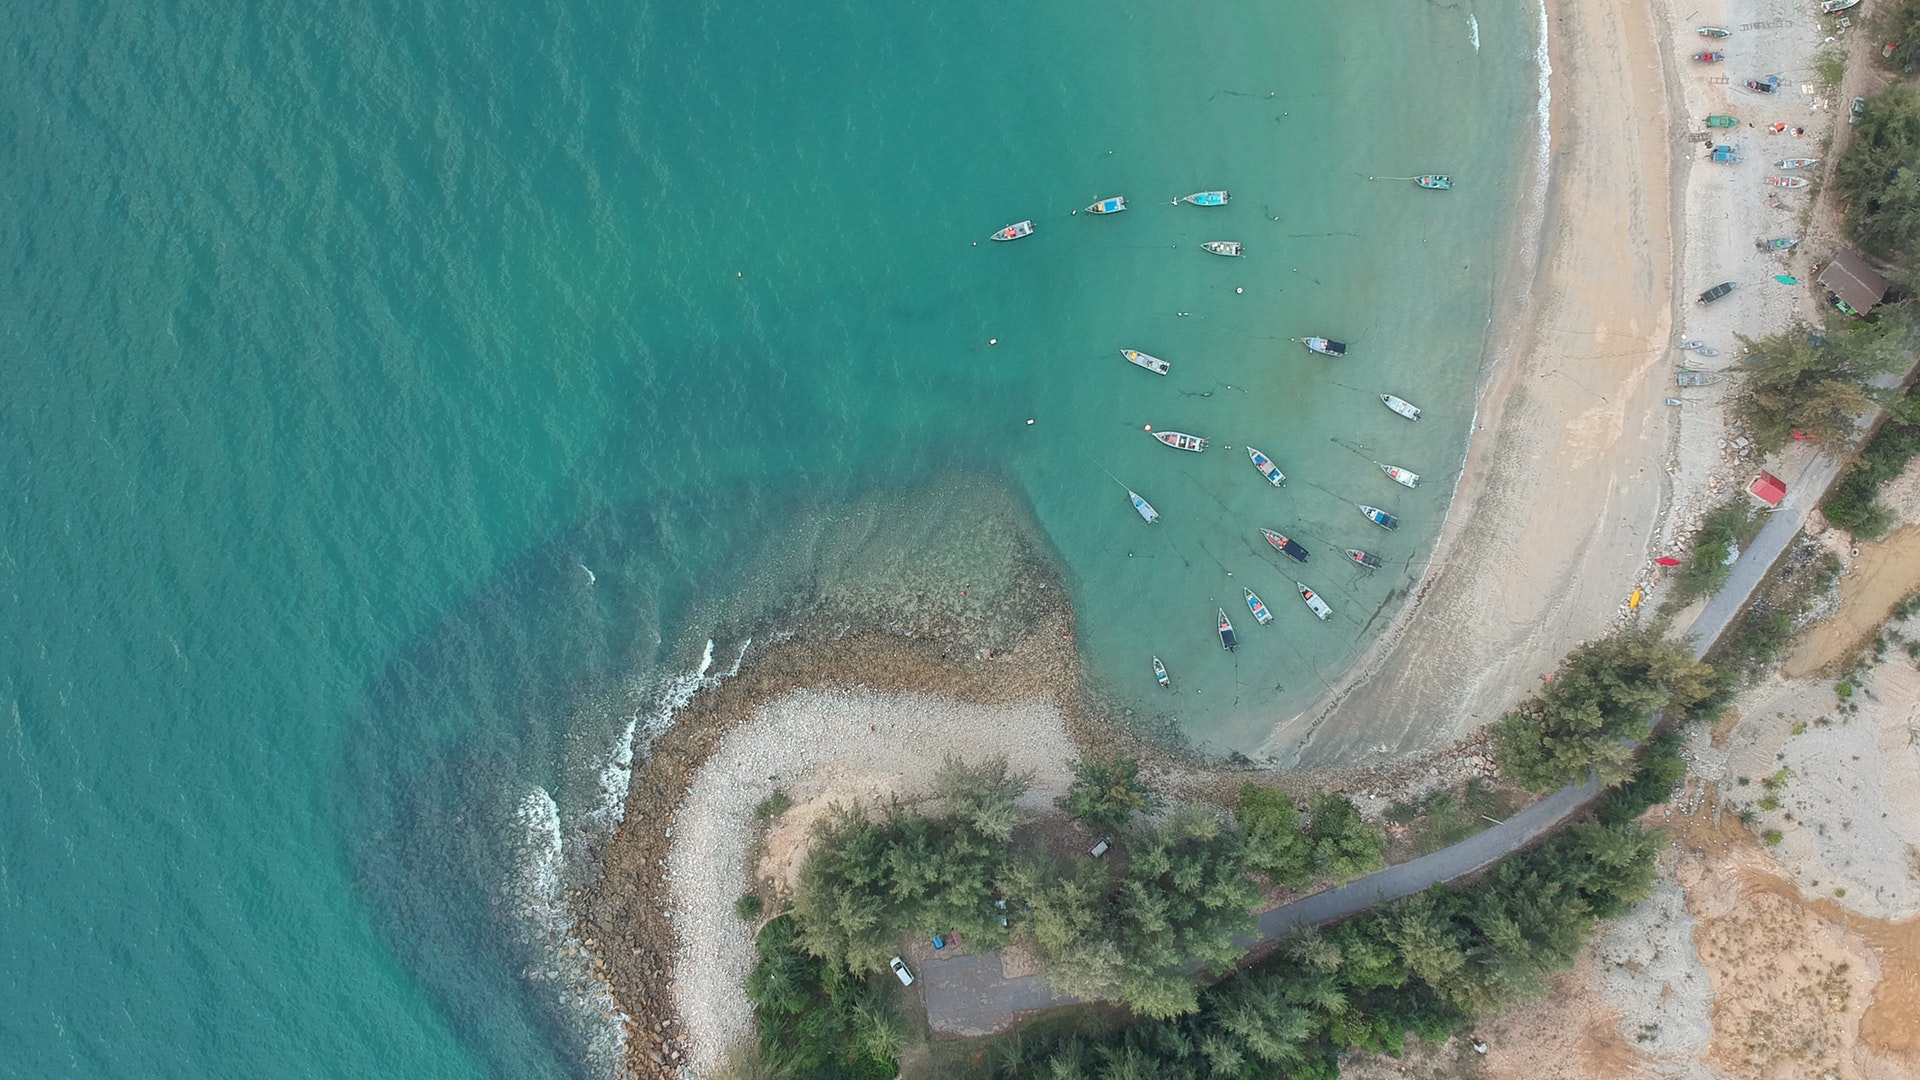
xmin=1182 ymin=191 xmax=1230 ymax=206
xmin=1129 ymin=490 xmax=1159 ymax=523
xmin=1776 ymin=158 xmax=1819 ymax=170
xmin=1380 ymin=394 xmax=1422 ymax=420
xmin=1245 ymin=588 xmax=1273 ymax=625
xmin=1086 ymin=196 xmax=1127 ymax=214
xmin=1296 ymin=581 xmax=1333 ymax=621
xmin=1153 ymin=656 xmax=1169 ymax=687
xmin=1202 ymin=241 xmax=1243 ymax=257
xmin=1821 ymin=0 xmax=1860 ymax=13
xmin=1218 ymin=609 xmax=1238 ymax=650
xmin=1764 ymin=176 xmax=1808 ymax=189
xmin=1301 ymin=336 xmax=1347 ymax=357
xmin=1151 ymin=429 xmax=1207 ymax=452
xmin=991 ymin=220 xmax=1034 ymax=241
xmin=1122 ymin=349 xmax=1171 ymax=375
xmin=1247 ymin=447 xmax=1285 ymax=486
xmin=1381 ymin=463 xmax=1420 ymax=488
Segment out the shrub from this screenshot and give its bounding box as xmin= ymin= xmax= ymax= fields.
xmin=735 ymin=892 xmax=764 ymax=921
xmin=755 ymin=791 xmax=794 ymax=819
xmin=1057 ymin=754 xmax=1157 ymax=835
xmin=745 ymin=915 xmax=900 ymax=1080
xmin=1763 ymin=829 xmax=1785 ymax=845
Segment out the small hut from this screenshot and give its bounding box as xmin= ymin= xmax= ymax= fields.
xmin=1817 ymin=250 xmax=1889 ymax=316
xmin=1748 ymin=471 xmax=1787 ymax=508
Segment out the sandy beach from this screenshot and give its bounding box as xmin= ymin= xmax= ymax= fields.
xmin=1258 ymin=0 xmax=1682 ymax=766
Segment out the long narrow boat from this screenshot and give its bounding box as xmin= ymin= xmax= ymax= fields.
xmin=1415 ymin=174 xmax=1452 ymax=190
xmin=1345 ymin=548 xmax=1385 ymax=569
xmin=1777 ymin=158 xmax=1819 ymax=169
xmin=1218 ymin=609 xmax=1238 ymax=651
xmin=1260 ymin=528 xmax=1310 ymax=562
xmin=1182 ymin=190 xmax=1231 ymax=206
xmin=1706 ymin=114 xmax=1739 ymax=127
xmin=1381 ymin=394 xmax=1422 ymax=420
xmin=1746 ymin=78 xmax=1779 ymax=94
xmin=1122 ymin=348 xmax=1171 ymax=375
xmin=1698 ymin=26 xmax=1731 ymax=37
xmin=1245 ymin=588 xmax=1273 ymax=625
xmin=1301 ymin=336 xmax=1347 ymax=356
xmin=1151 ymin=429 xmax=1207 ymax=452
xmin=1692 ymin=51 xmax=1725 ymax=63
xmin=1822 ymin=0 xmax=1861 ymax=13
xmin=1759 ymin=236 xmax=1798 ymax=251
xmin=1380 ymin=463 xmax=1420 ymax=488
xmin=1296 ymin=582 xmax=1333 ymax=621
xmin=1153 ymin=656 xmax=1169 ymax=687
xmin=990 ymin=220 xmax=1034 ymax=242
xmin=1247 ymin=447 xmax=1285 ymax=486
xmin=1129 ymin=490 xmax=1159 ymax=523
xmin=1086 ymin=196 xmax=1127 ymax=214
xmin=1202 ymin=241 xmax=1243 ymax=257
xmin=1765 ymin=176 xmax=1808 ymax=188
xmin=1360 ymin=504 xmax=1399 ymax=531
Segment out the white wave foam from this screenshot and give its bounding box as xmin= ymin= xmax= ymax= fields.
xmin=1468 ymin=13 xmax=1480 ymax=51
xmin=1532 ymin=0 xmax=1552 ymax=213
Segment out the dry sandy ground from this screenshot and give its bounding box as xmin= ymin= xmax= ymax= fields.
xmin=1259 ymin=0 xmax=1679 ymax=766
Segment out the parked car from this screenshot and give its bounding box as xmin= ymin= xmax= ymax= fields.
xmin=889 ymin=956 xmax=915 ymax=986
xmin=1088 ymin=837 xmax=1112 ymax=858
xmin=1851 ymin=96 xmax=1867 ymax=124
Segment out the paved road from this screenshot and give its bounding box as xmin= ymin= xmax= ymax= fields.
xmin=1683 ymin=448 xmax=1845 ymax=659
xmin=924 ymin=440 xmax=1861 ymax=1037
xmin=923 ymin=779 xmax=1598 ymax=1036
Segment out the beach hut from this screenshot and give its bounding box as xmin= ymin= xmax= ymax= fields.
xmin=1747 ymin=471 xmax=1787 ymax=508
xmin=1817 ymin=250 xmax=1889 ymax=316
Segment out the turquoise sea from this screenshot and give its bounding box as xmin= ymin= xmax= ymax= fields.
xmin=1 ymin=1 xmax=1542 ymax=1076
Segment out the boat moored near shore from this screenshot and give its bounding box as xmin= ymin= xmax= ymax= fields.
xmin=1153 ymin=656 xmax=1169 ymax=687
xmin=1202 ymin=241 xmax=1243 ymax=257
xmin=1345 ymin=548 xmax=1385 ymax=569
xmin=1218 ymin=609 xmax=1238 ymax=650
xmin=1247 ymin=447 xmax=1285 ymax=486
xmin=1260 ymin=527 xmax=1310 ymax=562
xmin=1296 ymin=582 xmax=1333 ymax=621
xmin=1181 ymin=190 xmax=1231 ymax=206
xmin=1301 ymin=336 xmax=1347 ymax=356
xmin=1150 ymin=429 xmax=1207 ymax=452
xmin=1129 ymin=490 xmax=1159 ymax=523
xmin=1415 ymin=174 xmax=1451 ymax=190
xmin=991 ymin=220 xmax=1034 ymax=241
xmin=1245 ymin=588 xmax=1273 ymax=625
xmin=1122 ymin=349 xmax=1171 ymax=375
xmin=1380 ymin=463 xmax=1420 ymax=488
xmin=1360 ymin=504 xmax=1399 ymax=530
xmin=1085 ymin=196 xmax=1127 ymax=214
xmin=1381 ymin=394 xmax=1422 ymax=420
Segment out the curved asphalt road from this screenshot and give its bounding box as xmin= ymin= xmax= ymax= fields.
xmin=922 ymin=443 xmax=1851 ymax=1037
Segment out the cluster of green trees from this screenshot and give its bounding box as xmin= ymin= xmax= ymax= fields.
xmin=1823 ymin=417 xmax=1920 ymax=537
xmin=989 ymin=807 xmax=1669 ymax=1079
xmin=1734 ymin=323 xmax=1909 ymax=451
xmin=1833 ymin=78 xmax=1920 ymax=266
xmin=739 ymin=914 xmax=904 ymax=1080
xmin=1491 ymin=631 xmax=1718 ymax=790
xmin=780 ymin=753 xmax=1386 ymax=1023
xmin=1666 ymin=502 xmax=1757 ymax=607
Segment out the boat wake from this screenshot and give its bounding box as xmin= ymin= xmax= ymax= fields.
xmin=1468 ymin=13 xmax=1480 ymax=51
xmin=505 ymin=636 xmax=750 ymax=1080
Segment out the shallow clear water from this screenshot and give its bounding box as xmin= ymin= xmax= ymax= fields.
xmin=0 ymin=0 xmax=1539 ymax=1075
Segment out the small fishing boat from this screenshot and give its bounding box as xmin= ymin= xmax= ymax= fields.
xmin=1218 ymin=609 xmax=1238 ymax=651
xmin=1706 ymin=114 xmax=1739 ymax=126
xmin=1247 ymin=447 xmax=1285 ymax=487
xmin=1759 ymin=236 xmax=1797 ymax=251
xmin=1151 ymin=429 xmax=1207 ymax=452
xmin=1302 ymin=336 xmax=1347 ymax=356
xmin=1698 ymin=26 xmax=1731 ymax=37
xmin=1086 ymin=196 xmax=1127 ymax=215
xmin=1296 ymin=582 xmax=1333 ymax=621
xmin=1675 ymin=370 xmax=1724 ymax=387
xmin=1697 ymin=281 xmax=1736 ymax=304
xmin=1122 ymin=348 xmax=1171 ymax=375
xmin=1822 ymin=0 xmax=1861 ymax=13
xmin=1746 ymin=78 xmax=1779 ymax=94
xmin=1415 ymin=174 xmax=1452 ymax=190
xmin=1380 ymin=463 xmax=1420 ymax=489
xmin=1202 ymin=241 xmax=1243 ymax=257
xmin=1182 ymin=190 xmax=1231 ymax=206
xmin=1345 ymin=548 xmax=1384 ymax=569
xmin=1360 ymin=504 xmax=1399 ymax=531
xmin=991 ymin=220 xmax=1034 ymax=241
xmin=1777 ymin=158 xmax=1819 ymax=170
xmin=1381 ymin=394 xmax=1422 ymax=420
xmin=1710 ymin=145 xmax=1739 ymax=164
xmin=1245 ymin=588 xmax=1273 ymax=625
xmin=1129 ymin=490 xmax=1159 ymax=523
xmin=1153 ymin=656 xmax=1169 ymax=687
xmin=1765 ymin=176 xmax=1808 ymax=188
xmin=1693 ymin=51 xmax=1725 ymax=63
xmin=1260 ymin=528 xmax=1310 ymax=563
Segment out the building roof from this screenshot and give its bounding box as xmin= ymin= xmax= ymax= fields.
xmin=1818 ymin=250 xmax=1889 ymax=314
xmin=1748 ymin=471 xmax=1787 ymax=507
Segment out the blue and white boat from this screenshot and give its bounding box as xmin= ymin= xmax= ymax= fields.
xmin=1086 ymin=196 xmax=1127 ymax=214
xmin=1245 ymin=588 xmax=1273 ymax=625
xmin=1360 ymin=504 xmax=1399 ymax=531
xmin=1247 ymin=447 xmax=1285 ymax=486
xmin=1181 ymin=190 xmax=1231 ymax=206
xmin=1129 ymin=489 xmax=1159 ymax=523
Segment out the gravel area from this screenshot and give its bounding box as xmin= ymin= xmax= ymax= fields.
xmin=665 ymin=688 xmax=1078 ymax=1076
xmin=1590 ymin=872 xmax=1717 ymax=1075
